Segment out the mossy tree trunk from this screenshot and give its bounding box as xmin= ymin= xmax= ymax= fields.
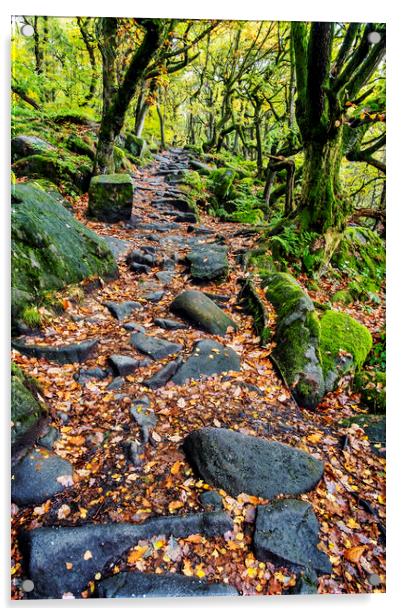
xmin=93 ymin=18 xmax=165 ymax=175
xmin=291 ymin=21 xmax=386 ymax=233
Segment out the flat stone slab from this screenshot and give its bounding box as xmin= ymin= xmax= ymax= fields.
xmin=143 ymin=360 xmax=182 ymax=390
xmin=12 ymin=448 xmax=73 ymax=505
xmin=183 ymin=428 xmax=324 ymax=499
xmin=130 ymin=332 xmax=182 ymax=360
xmin=104 ymin=300 xmax=142 ymax=320
xmin=170 ymin=290 xmax=237 ymax=336
xmin=253 ymin=500 xmax=332 ymax=574
xmin=74 ymin=367 xmax=109 ymax=384
xmin=12 ymin=338 xmax=98 ymax=364
xmin=97 ymin=572 xmax=238 ymax=598
xmin=109 ymin=354 xmax=150 ymax=376
xmin=187 ymin=244 xmax=229 ymax=281
xmin=154 ymin=318 xmax=187 ymax=330
xmin=101 ymin=236 xmax=132 ymax=259
xmin=172 ymin=340 xmax=240 ymax=385
xmin=19 ymin=511 xmax=233 ymax=598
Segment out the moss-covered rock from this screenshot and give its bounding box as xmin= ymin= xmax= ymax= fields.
xmin=11 ymin=183 xmax=117 ymax=323
xmin=209 ymin=168 xmax=237 ymax=205
xmin=12 ymin=151 xmax=92 ymax=193
xmin=263 ymin=272 xmax=324 ymax=409
xmin=64 ymin=134 xmax=95 ymax=160
xmin=124 ymin=133 xmax=147 ymax=157
xmin=354 ymin=370 xmax=386 ymax=414
xmin=11 ymin=363 xmax=47 ymax=458
xmin=87 ymin=174 xmax=134 ymax=222
xmin=31 ymin=178 xmax=73 ymax=210
xmin=331 ymin=226 xmax=385 ymax=288
xmin=11 ymin=135 xmax=56 ymax=162
xmin=320 ymin=310 xmax=372 ymax=391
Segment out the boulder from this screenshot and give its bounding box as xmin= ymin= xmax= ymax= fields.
xmin=11 ymin=448 xmax=73 ymax=505
xmin=97 ymin=572 xmax=238 ymax=598
xmin=263 ymin=272 xmax=324 ymax=409
xmin=11 ymin=183 xmax=117 ymax=323
xmin=108 ymin=354 xmax=150 ymax=377
xmin=104 ymin=300 xmax=142 ymax=320
xmin=187 ymin=244 xmax=229 ymax=281
xmin=170 ymin=290 xmax=237 ymax=335
xmin=11 ymin=363 xmax=47 ymax=459
xmin=12 ymin=152 xmax=91 ymax=193
xmin=130 ymin=332 xmax=182 ymax=360
xmin=154 ymin=318 xmax=187 ymax=330
xmin=253 ymin=500 xmax=332 ymax=574
xmin=19 ymin=511 xmax=233 ymax=598
xmin=320 ymin=310 xmax=372 ymax=392
xmin=12 ymin=338 xmax=98 ymax=365
xmin=172 ymin=340 xmax=240 ymax=385
xmin=11 ymin=135 xmax=56 ymax=162
xmin=87 ymin=174 xmax=134 ymax=222
xmin=183 ymin=428 xmax=324 ymax=499
xmin=74 ymin=367 xmax=109 ymax=384
xmin=124 ymin=134 xmax=147 ymax=157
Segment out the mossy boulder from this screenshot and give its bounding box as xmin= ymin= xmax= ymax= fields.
xmin=12 ymin=151 xmax=92 ymax=193
xmin=11 ymin=183 xmax=117 ymax=324
xmin=331 ymin=226 xmax=385 ymax=289
xmin=263 ymin=272 xmax=324 ymax=409
xmin=320 ymin=310 xmax=372 ymax=391
xmin=11 ymin=135 xmax=56 ymax=162
xmin=64 ymin=134 xmax=95 ymax=160
xmin=209 ymin=168 xmax=237 ymax=205
xmin=87 ymin=174 xmax=134 ymax=222
xmin=11 ymin=363 xmax=47 ymax=458
xmin=354 ymin=370 xmax=386 ymax=414
xmin=31 ymin=178 xmax=72 ymax=210
xmin=124 ymin=134 xmax=147 ymax=157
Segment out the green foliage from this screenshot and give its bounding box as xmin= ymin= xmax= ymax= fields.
xmin=354 ymin=369 xmax=386 ymax=414
xmin=270 ymin=224 xmax=321 ymax=273
xmin=20 ymin=305 xmax=42 ymax=328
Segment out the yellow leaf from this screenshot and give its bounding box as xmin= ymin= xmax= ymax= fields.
xmin=247 ymin=567 xmax=258 ymax=578
xmin=182 ymin=559 xmax=193 ymax=576
xmin=83 ymin=550 xmax=93 ymax=560
xmin=346 ymin=518 xmax=360 ymax=529
xmin=307 ymin=433 xmax=322 ymax=444
xmin=171 ymin=460 xmax=182 ymax=475
xmin=344 ymin=545 xmax=366 ymax=563
xmin=168 ymin=500 xmax=184 ymax=513
xmin=65 ymin=562 xmax=73 ymax=570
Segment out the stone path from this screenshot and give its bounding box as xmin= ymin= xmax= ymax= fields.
xmin=11 ymin=148 xmax=384 ymax=598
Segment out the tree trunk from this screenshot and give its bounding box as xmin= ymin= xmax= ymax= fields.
xmin=298 ymin=132 xmax=347 ymax=231
xmin=156 ymin=102 xmax=166 ymax=149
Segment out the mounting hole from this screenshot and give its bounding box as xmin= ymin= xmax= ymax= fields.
xmin=368 ymin=31 xmax=382 ymax=44
xmin=21 ymin=579 xmax=34 ymax=592
xmin=21 ymin=24 xmax=34 ymax=37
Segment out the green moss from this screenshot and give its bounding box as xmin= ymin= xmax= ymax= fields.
xmin=331 ymin=226 xmax=385 ymax=289
xmin=21 ymin=305 xmax=42 ymax=328
xmin=87 ymin=174 xmax=134 ymax=222
xmin=12 ymin=151 xmax=92 ymax=193
xmin=332 ymin=289 xmax=353 ymax=305
xmin=11 ymin=363 xmax=47 ymax=449
xmin=11 ymin=183 xmax=117 ymax=322
xmin=320 ymin=310 xmax=372 ymax=379
xmin=354 ymin=370 xmax=386 ymax=414
xmin=64 ymin=134 xmax=95 ymax=160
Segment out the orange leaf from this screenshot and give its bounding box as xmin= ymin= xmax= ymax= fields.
xmin=307 ymin=433 xmax=322 ymax=444
xmin=127 ymin=545 xmax=148 ymax=564
xmin=344 ymin=546 xmax=366 ymax=563
xmin=168 ymin=500 xmax=184 ymax=513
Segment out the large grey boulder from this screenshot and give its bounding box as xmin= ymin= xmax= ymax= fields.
xmin=97 ymin=572 xmax=238 ymax=598
xmin=253 ymin=500 xmax=332 ymax=574
xmin=11 ymin=448 xmax=73 ymax=505
xmin=87 ymin=174 xmax=134 ymax=222
xmin=170 ymin=290 xmax=237 ymax=335
xmin=187 ymin=244 xmax=229 ymax=281
xmin=172 ymin=339 xmax=240 ymax=385
xmin=183 ymin=428 xmax=324 ymax=499
xmin=11 ymin=183 xmax=117 ymax=324
xmin=19 ymin=511 xmax=233 ymax=598
xmin=263 ymin=273 xmax=324 ymax=409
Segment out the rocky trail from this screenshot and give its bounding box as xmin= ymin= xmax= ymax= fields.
xmin=11 ymin=149 xmax=386 ymax=599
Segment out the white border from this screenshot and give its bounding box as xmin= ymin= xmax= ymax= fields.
xmin=1 ymin=1 xmax=401 ymax=614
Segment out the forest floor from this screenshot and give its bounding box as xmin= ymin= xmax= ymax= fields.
xmin=11 ymin=149 xmax=386 ymax=598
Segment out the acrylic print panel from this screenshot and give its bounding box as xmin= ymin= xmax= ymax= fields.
xmin=11 ymin=16 xmax=386 ymax=600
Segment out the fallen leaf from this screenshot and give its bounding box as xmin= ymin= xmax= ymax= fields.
xmin=344 ymin=545 xmax=366 ymax=563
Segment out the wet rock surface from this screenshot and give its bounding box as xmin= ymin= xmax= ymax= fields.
xmin=170 ymin=290 xmax=237 ymax=335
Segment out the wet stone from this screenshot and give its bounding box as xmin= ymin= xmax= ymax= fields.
xmin=154 ymin=318 xmax=187 ymax=331
xmin=96 ymin=572 xmax=238 ymax=599
xmin=74 ymin=367 xmax=109 ymax=384
xmin=172 ymin=339 xmax=240 ymax=385
xmin=170 ymin=290 xmax=237 ymax=336
xmin=12 ymin=448 xmax=73 ymax=506
xmin=108 ymin=354 xmax=150 ymax=377
xmin=11 ymin=338 xmax=99 ymax=365
xmin=253 ymin=500 xmax=332 ymax=574
xmin=122 ymin=322 xmax=146 ymax=333
xmin=37 ymin=426 xmax=60 ymax=450
xmin=199 ymin=490 xmax=223 ymax=511
xmin=143 ymin=360 xmax=182 ymax=390
xmin=130 ymin=332 xmax=182 ymax=360
xmin=156 ymin=271 xmax=174 ymax=285
xmin=104 ymin=301 xmax=142 ymax=321
xmin=106 ymin=377 xmax=125 ymax=391
xmin=19 ymin=513 xmax=233 ymax=598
